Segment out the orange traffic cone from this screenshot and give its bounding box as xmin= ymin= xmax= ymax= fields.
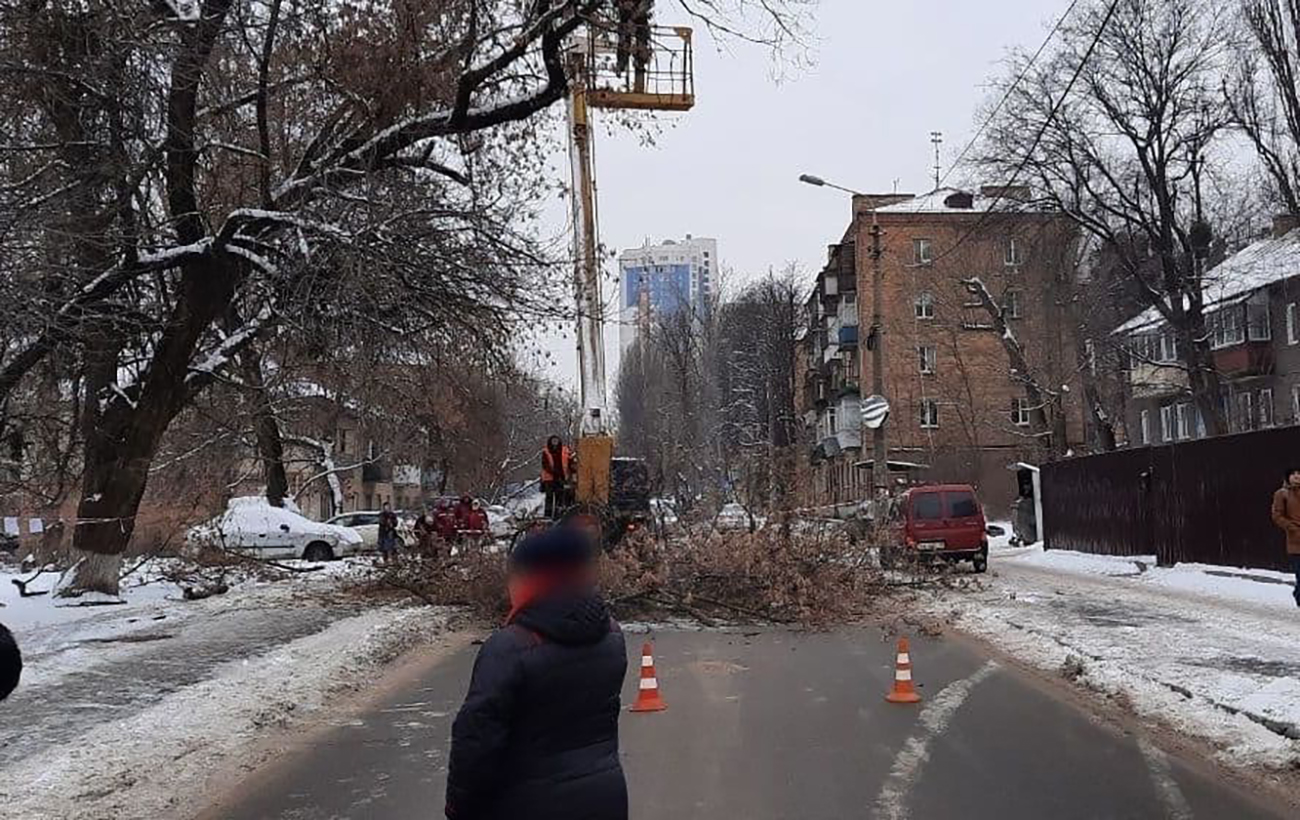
xmin=630 ymin=641 xmax=667 ymax=712
xmin=885 ymin=636 xmax=922 ymax=704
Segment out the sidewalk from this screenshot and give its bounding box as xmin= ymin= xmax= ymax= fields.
xmin=0 ymin=559 xmax=455 ymax=820
xmin=929 ymin=541 xmax=1300 ymax=770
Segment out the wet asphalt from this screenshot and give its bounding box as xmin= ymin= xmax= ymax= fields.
xmin=198 ymin=628 xmax=1288 ymax=820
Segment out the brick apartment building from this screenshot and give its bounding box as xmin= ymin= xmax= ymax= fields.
xmin=799 ymin=186 xmax=1087 ymax=512
xmin=797 ymin=236 xmax=864 ymax=511
xmin=1116 ymin=217 xmax=1300 ymax=445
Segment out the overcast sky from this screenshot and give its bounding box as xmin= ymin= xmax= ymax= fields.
xmin=530 ymin=0 xmax=1074 ymax=392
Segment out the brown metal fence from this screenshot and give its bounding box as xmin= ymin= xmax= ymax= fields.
xmin=1041 ymin=426 xmax=1300 ymax=571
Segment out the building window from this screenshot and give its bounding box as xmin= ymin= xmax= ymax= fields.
xmin=1260 ymin=388 xmax=1275 ymax=427
xmin=913 ymin=238 xmax=933 ymax=266
xmin=920 ymin=400 xmax=939 ymax=428
xmin=1175 ymin=403 xmax=1192 ymax=441
xmin=1160 ymin=405 xmax=1174 ymax=443
xmin=843 ymin=350 xmax=860 ymax=380
xmin=1289 ymin=304 xmax=1299 ymax=345
xmin=915 ymin=292 xmax=935 ymax=320
xmin=1247 ymin=301 xmax=1271 ymax=342
xmin=1157 ymin=332 xmax=1178 ymax=363
xmin=918 ymin=345 xmax=937 ymax=374
xmin=1292 ymin=384 xmax=1300 ymax=424
xmin=1011 ymin=398 xmax=1031 ymax=427
xmin=1210 ymin=307 xmax=1246 ymax=349
xmin=1238 ymin=391 xmax=1255 ymax=432
xmin=337 ymin=428 xmax=350 ymax=455
xmin=1004 ymin=237 xmax=1022 ymax=267
xmin=1002 ymin=290 xmax=1022 ymax=320
xmin=1140 ymin=408 xmax=1151 ymax=445
xmin=825 ymin=407 xmax=838 ymax=437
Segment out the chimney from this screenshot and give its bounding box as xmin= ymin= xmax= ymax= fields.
xmin=1272 ymin=213 xmax=1300 ymax=238
xmin=980 ymin=185 xmax=1031 ymax=202
xmin=943 ymin=191 xmax=975 ymax=209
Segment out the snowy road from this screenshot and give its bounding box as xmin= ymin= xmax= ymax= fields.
xmin=933 ymin=545 xmax=1300 ymax=771
xmin=200 ymin=628 xmax=1290 ymax=820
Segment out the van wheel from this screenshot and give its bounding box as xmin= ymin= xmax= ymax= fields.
xmin=973 ymin=552 xmax=988 ymax=574
xmin=303 ymin=541 xmax=334 ymax=562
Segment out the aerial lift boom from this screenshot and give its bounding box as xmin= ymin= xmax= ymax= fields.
xmin=566 ymin=19 xmax=695 ymax=514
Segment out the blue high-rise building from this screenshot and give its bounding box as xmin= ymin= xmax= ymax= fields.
xmin=618 ymin=235 xmax=717 ymax=351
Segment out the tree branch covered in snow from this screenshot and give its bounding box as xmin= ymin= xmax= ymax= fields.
xmin=961 ymin=277 xmax=1066 ymax=458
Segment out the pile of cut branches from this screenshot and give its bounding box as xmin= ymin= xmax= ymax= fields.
xmin=364 ymin=521 xmax=961 ymax=627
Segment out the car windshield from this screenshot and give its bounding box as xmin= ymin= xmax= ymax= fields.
xmin=911 ymin=493 xmax=943 ymax=521
xmin=947 ymin=491 xmax=980 ymax=519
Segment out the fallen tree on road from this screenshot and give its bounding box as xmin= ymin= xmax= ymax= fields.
xmin=366 ymin=523 xmax=970 ymax=627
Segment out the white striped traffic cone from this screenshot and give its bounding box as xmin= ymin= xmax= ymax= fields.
xmin=885 ymin=636 xmax=922 ymax=704
xmin=630 ymin=641 xmax=667 ymax=712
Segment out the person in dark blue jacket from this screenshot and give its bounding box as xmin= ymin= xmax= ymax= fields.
xmin=445 ymin=526 xmax=628 ymax=820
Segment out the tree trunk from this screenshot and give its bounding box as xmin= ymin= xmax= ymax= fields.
xmin=239 ymin=351 xmax=288 ymax=507
xmin=59 ymin=550 xmax=123 ymax=598
xmin=64 ymin=258 xmax=239 ymax=596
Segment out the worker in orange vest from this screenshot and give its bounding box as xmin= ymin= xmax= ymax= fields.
xmin=541 ymin=435 xmax=574 ymax=519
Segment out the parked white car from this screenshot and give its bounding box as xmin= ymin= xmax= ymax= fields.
xmin=714 ymin=502 xmax=766 ymax=533
xmin=187 ymin=497 xmax=363 ymax=561
xmin=324 ymin=511 xmax=414 ymax=549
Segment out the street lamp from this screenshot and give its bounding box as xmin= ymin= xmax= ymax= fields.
xmin=799 ymin=174 xmax=863 ymax=197
xmin=799 ymin=173 xmax=889 ymax=504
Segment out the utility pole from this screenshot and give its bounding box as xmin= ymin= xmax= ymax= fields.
xmin=868 ymin=211 xmax=887 ymax=497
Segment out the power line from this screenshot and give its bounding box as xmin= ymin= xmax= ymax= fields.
xmin=937 ymin=0 xmax=1081 ymax=192
xmin=921 ymin=0 xmax=1122 ymax=269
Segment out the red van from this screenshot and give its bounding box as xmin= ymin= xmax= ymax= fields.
xmin=886 ymin=483 xmax=989 ymax=573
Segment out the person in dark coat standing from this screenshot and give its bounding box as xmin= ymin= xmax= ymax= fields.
xmin=377 ymin=502 xmax=400 ymax=566
xmin=1269 ymin=467 xmax=1300 ymax=608
xmin=445 ymin=526 xmax=627 ymax=820
xmin=0 ymin=622 xmax=21 ymax=701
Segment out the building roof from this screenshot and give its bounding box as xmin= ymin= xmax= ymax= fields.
xmin=871 ymin=187 xmax=1030 ymax=215
xmin=1114 ymin=228 xmax=1300 ymax=335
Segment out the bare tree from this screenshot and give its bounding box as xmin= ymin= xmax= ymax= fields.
xmin=980 ymin=0 xmax=1235 ymax=435
xmin=1230 ymin=0 xmax=1300 ymax=214
xmin=0 ymin=0 xmax=817 ymax=594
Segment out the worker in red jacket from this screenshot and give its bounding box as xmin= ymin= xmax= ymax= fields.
xmin=541 ymin=435 xmax=573 ymax=519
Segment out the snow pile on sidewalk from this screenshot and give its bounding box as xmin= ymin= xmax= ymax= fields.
xmin=0 ymin=557 xmax=458 ymax=820
xmin=932 ymin=547 xmax=1300 ymax=770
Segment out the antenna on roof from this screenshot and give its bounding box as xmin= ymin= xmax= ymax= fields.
xmin=929 ymin=131 xmax=944 ymax=191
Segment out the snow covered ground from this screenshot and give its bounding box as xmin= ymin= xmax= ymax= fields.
xmin=929 ymin=535 xmax=1300 ymax=770
xmin=0 ymin=558 xmax=457 ymax=819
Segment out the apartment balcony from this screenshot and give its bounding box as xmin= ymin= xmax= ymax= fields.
xmin=838 ymin=325 xmax=859 ymax=347
xmin=1213 ymin=341 xmax=1274 ymax=378
xmin=1129 ymin=361 xmax=1188 ymax=399
xmin=821 ymin=427 xmax=862 ymax=453
xmin=834 ymin=378 xmax=861 ymax=399
xmin=361 ymin=462 xmax=392 ymax=484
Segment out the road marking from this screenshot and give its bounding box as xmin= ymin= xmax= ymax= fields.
xmin=873 ymin=660 xmax=999 ymax=820
xmin=1138 ymin=738 xmax=1193 ymax=820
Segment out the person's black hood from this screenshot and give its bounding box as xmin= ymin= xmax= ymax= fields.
xmin=514 ymin=591 xmax=611 ymax=646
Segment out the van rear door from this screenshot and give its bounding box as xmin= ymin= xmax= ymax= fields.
xmin=941 ymin=488 xmax=985 ymax=550
xmin=907 ymin=491 xmax=947 ymax=550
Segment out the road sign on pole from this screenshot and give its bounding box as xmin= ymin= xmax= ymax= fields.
xmin=862 ymin=395 xmax=890 ymax=430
